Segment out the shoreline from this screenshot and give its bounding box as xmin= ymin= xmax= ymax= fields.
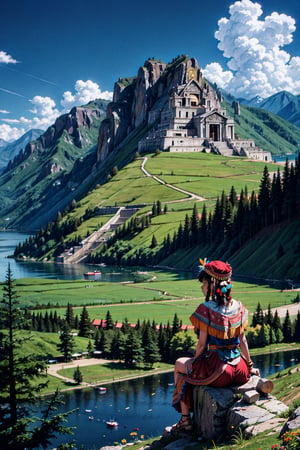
xmin=46 ymin=343 xmax=300 ymax=395
xmin=46 ymin=358 xmax=174 ymax=394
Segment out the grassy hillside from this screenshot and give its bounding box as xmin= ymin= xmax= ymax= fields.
xmin=17 ymin=152 xmax=276 ymax=261
xmin=230 ymin=217 xmax=300 ymax=280
xmin=15 ymin=145 xmax=300 ymax=281
xmin=225 ymin=101 xmax=300 ymax=154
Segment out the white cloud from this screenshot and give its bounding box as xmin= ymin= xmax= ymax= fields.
xmin=61 ymin=79 xmax=113 ymax=110
xmin=203 ymin=0 xmax=300 ymax=99
xmin=0 ymin=110 xmax=9 ymax=114
xmin=0 ymin=79 xmax=113 ymax=141
xmin=0 ymin=124 xmax=25 ymax=142
xmin=30 ymin=96 xmax=60 ymax=120
xmin=0 ymin=51 xmax=18 ymax=64
xmin=202 ymin=63 xmax=233 ymax=89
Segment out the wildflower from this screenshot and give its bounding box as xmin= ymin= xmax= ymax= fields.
xmin=121 ymin=439 xmax=127 ymax=444
xmin=140 ymin=435 xmax=145 ymax=439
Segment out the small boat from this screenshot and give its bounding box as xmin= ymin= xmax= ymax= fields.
xmin=84 ymin=271 xmax=102 ymax=280
xmin=85 ymin=409 xmax=92 ymax=413
xmin=95 ymin=386 xmax=107 ymax=394
xmin=106 ymin=420 xmax=118 ymax=427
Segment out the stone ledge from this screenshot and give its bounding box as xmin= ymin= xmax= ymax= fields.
xmin=192 ymin=380 xmax=288 ymax=440
xmin=244 ymin=417 xmax=286 ymax=438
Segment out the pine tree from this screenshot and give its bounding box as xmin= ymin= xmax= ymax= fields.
xmin=94 ymin=328 xmax=103 ymax=351
xmin=265 ymin=304 xmax=273 ymax=326
xmin=87 ymin=339 xmax=93 ymax=354
xmin=66 ymin=303 xmax=75 ymax=329
xmin=211 ymin=197 xmax=223 ymax=244
xmin=229 ymin=185 xmax=238 ymax=208
xmin=199 ymin=204 xmax=207 ymax=242
xmin=257 ymin=324 xmax=270 ymax=347
xmin=152 ymin=202 xmax=157 ymax=217
xmin=172 ymin=313 xmax=181 ymax=335
xmin=57 ymin=324 xmax=75 ymax=361
xmin=156 ymin=200 xmax=162 ymax=215
xmin=158 ymin=324 xmax=170 ymax=362
xmin=176 ymin=222 xmax=183 ymax=248
xmin=275 ymin=327 xmax=284 ymax=343
xmin=270 ymin=169 xmax=282 ymax=224
xmin=150 ymin=234 xmax=158 ymax=248
xmin=110 ymin=330 xmax=125 ymax=360
xmin=142 ymin=324 xmax=160 ymax=368
xmin=269 ymin=326 xmax=276 ymax=344
xmin=272 ymin=310 xmax=282 ymax=331
xmin=0 ymin=265 xmax=75 ymax=449
xmin=258 ymin=166 xmax=271 ymax=227
xmin=190 ymin=204 xmax=199 ymax=245
xmin=105 ymin=310 xmax=114 ymax=330
xmin=121 ymin=318 xmax=131 ymax=334
xmin=123 ymin=330 xmax=144 ymax=367
xmin=252 ymin=302 xmax=264 ymax=327
xmin=73 ymin=366 xmax=83 ymax=384
xmin=78 ymin=306 xmax=92 ymax=337
xmin=293 ymin=311 xmax=300 ymax=341
xmin=282 ymin=310 xmax=293 ymax=343
xmin=182 ymin=214 xmax=190 ymax=247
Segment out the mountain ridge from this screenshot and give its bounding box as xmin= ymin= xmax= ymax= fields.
xmin=239 ymin=91 xmax=300 ymax=128
xmin=0 ymin=99 xmax=109 ymax=230
xmin=0 ymin=129 xmax=43 ymax=173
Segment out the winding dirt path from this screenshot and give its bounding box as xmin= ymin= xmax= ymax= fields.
xmin=141 ymin=157 xmax=206 ymax=202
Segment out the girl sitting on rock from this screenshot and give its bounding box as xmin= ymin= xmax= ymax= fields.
xmin=172 ymin=259 xmax=260 ymax=432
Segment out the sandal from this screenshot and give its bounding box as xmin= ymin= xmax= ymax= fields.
xmin=171 ymin=415 xmax=193 ymax=433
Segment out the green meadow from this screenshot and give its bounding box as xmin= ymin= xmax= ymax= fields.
xmin=13 ymin=272 xmax=298 ymax=324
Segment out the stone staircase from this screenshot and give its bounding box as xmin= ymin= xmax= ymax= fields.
xmin=212 ymin=141 xmax=236 ymax=156
xmin=58 ymin=206 xmax=140 ymax=264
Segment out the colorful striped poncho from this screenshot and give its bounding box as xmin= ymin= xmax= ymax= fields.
xmin=172 ymin=299 xmax=249 ymax=411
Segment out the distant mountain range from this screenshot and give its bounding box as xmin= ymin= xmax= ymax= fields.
xmin=239 ymin=91 xmax=300 ymax=128
xmin=0 ymin=138 xmax=8 ymax=148
xmin=0 ymin=129 xmax=43 ymax=172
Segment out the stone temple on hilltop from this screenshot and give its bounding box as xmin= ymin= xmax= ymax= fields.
xmin=138 ymin=62 xmax=272 ymax=161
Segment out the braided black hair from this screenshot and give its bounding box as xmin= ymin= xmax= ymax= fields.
xmin=198 ymin=270 xmax=232 ymax=305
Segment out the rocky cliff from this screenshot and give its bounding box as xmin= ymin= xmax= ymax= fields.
xmin=6 ymin=103 xmax=105 ymax=174
xmin=96 ymin=55 xmax=204 ymax=162
xmin=0 ymin=99 xmax=108 ymax=230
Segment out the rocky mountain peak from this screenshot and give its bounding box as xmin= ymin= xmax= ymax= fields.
xmin=97 ymin=55 xmax=203 ymax=162
xmin=6 ymin=103 xmax=105 ymax=172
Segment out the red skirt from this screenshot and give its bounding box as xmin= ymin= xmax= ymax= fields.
xmin=172 ymin=352 xmax=250 ymax=412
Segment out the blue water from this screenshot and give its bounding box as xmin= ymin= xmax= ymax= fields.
xmin=1 ymin=232 xmax=300 ymax=448
xmin=0 ymin=231 xmax=151 ymax=282
xmin=46 ymin=348 xmax=300 ymax=449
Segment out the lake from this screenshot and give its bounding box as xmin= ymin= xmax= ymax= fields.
xmin=1 ymin=231 xmax=299 ymax=448
xmin=0 ymin=231 xmax=153 ymax=283
xmin=48 ymin=349 xmax=300 ymax=449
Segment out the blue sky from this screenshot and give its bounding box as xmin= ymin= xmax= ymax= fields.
xmin=0 ymin=0 xmax=300 ymax=141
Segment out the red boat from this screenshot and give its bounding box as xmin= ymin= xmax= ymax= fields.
xmin=106 ymin=420 xmax=118 ymax=427
xmin=83 ymin=271 xmax=102 ymax=280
